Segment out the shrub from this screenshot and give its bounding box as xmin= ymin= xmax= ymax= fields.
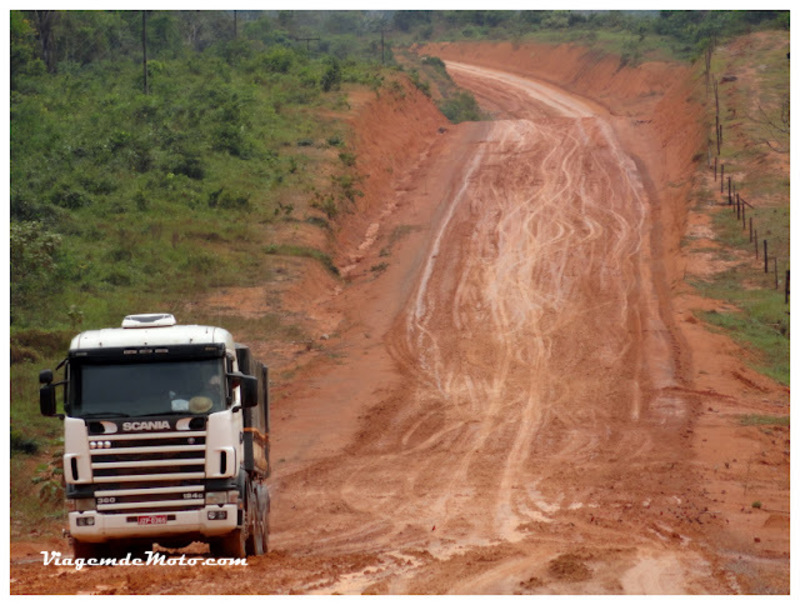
xmin=169 ymin=148 xmax=206 ymax=180
xmin=49 ymin=181 xmax=92 ymax=209
xmin=207 ymin=187 xmax=251 ymax=210
xmin=262 ymin=46 xmax=295 ymax=73
xmin=439 ymin=91 xmax=483 ymax=123
xmin=321 ymin=57 xmax=342 ymax=92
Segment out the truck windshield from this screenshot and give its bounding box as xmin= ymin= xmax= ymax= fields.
xmin=70 ymin=359 xmax=226 ymax=418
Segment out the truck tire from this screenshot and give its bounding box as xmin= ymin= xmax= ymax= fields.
xmin=214 ymin=527 xmax=247 ymax=559
xmin=259 ymin=489 xmax=270 ymax=554
xmin=259 ymin=507 xmax=269 ymax=554
xmin=244 ymin=482 xmax=259 ymax=556
xmin=213 ymin=484 xmax=253 ymax=559
xmin=251 ymin=495 xmax=268 ymax=556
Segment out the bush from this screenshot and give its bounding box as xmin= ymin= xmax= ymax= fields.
xmin=207 ymin=187 xmax=251 ymax=210
xmin=439 ymin=91 xmax=483 ymax=123
xmin=168 ymin=147 xmax=206 ymax=180
xmin=10 ymin=221 xmax=62 ymax=316
xmin=261 ymin=46 xmax=295 ymax=73
xmin=48 ymin=181 xmax=92 ymax=209
xmin=321 ymin=57 xmax=342 ymax=92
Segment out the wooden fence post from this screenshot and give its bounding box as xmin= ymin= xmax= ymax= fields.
xmin=774 ymin=258 xmax=779 ymax=290
xmin=764 ymin=240 xmax=769 ymax=273
xmin=741 ymin=197 xmax=746 ymax=229
xmin=786 ymin=270 xmax=790 ymax=304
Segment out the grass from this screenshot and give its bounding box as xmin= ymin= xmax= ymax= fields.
xmin=739 ymin=414 xmax=789 ymax=427
xmin=694 ymin=283 xmax=789 ymax=385
xmin=521 ymin=28 xmax=682 ymax=64
xmin=264 ymin=244 xmax=340 ymax=276
xmin=10 ymin=44 xmax=385 ymax=331
xmin=689 ymin=31 xmax=790 ymax=386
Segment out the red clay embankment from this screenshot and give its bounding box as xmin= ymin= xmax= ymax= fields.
xmin=335 ymin=81 xmax=450 ymax=273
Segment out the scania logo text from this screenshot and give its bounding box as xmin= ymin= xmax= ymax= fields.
xmin=122 ymin=420 xmax=171 ymax=431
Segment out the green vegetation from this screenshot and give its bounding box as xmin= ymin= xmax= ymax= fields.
xmin=263 ymin=244 xmax=339 ymax=275
xmin=739 ymin=415 xmax=790 ymax=427
xmin=11 ymin=11 xmax=389 ymax=331
xmin=396 ymin=52 xmax=485 ymax=123
xmin=690 ymin=27 xmax=789 ymax=387
xmin=387 ymin=10 xmax=788 ymax=62
xmin=696 ymin=300 xmax=789 ymax=385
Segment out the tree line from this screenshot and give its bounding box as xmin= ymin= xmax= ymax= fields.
xmin=12 ymin=10 xmax=790 ymax=83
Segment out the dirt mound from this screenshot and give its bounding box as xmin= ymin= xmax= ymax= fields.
xmin=334 ymin=77 xmax=449 ymax=275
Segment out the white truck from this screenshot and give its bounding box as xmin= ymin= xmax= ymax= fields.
xmin=39 ymin=313 xmax=271 ymax=560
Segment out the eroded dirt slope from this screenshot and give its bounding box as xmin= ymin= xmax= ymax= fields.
xmin=10 ymin=42 xmax=788 ymax=595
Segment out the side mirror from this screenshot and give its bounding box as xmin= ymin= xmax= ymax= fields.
xmin=39 ymin=369 xmax=54 ymax=385
xmin=228 ymin=372 xmax=258 ymax=409
xmin=40 ymin=384 xmax=57 ymax=417
xmin=239 ymin=375 xmax=258 ymax=408
xmin=240 ymin=375 xmax=259 ymax=408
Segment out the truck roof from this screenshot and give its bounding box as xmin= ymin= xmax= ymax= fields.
xmin=69 ymin=314 xmax=236 ymax=352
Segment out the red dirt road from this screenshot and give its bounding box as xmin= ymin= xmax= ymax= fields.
xmin=10 ymin=49 xmax=789 ymax=595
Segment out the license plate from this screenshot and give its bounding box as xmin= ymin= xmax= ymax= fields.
xmin=137 ymin=514 xmax=168 ymax=526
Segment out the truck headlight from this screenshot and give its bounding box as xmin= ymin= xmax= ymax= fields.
xmin=206 ymin=490 xmax=239 ymax=506
xmin=205 ymin=491 xmax=225 ymax=506
xmin=70 ymin=498 xmax=96 ymax=512
xmin=205 ymin=491 xmax=230 ymax=506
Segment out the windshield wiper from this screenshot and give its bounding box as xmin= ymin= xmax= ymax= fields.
xmin=79 ymin=412 xmax=131 ymax=418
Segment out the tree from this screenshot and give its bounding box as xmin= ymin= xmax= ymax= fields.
xmin=10 ymin=221 xmax=63 ymax=319
xmin=393 ymin=10 xmax=430 ymax=33
xmin=30 ymin=10 xmax=58 ymax=72
xmin=10 ymin=11 xmax=45 ymax=87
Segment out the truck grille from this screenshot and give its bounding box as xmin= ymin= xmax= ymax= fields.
xmin=88 ymin=431 xmax=207 ymax=514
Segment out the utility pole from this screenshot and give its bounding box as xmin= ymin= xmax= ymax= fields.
xmin=295 ymin=36 xmax=320 ymax=51
xmin=142 ymin=11 xmax=148 ymax=95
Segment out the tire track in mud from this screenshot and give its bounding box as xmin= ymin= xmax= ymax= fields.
xmin=395 ymin=114 xmax=656 ymax=543
xmin=267 ymin=62 xmax=703 ymax=594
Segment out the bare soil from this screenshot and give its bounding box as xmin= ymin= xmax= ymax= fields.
xmin=10 ymin=41 xmax=789 ymax=595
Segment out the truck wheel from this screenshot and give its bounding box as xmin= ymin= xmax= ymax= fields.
xmin=259 ymin=491 xmax=270 ymax=554
xmin=244 ymin=484 xmax=259 ymax=556
xmin=251 ymin=498 xmax=267 ymax=556
xmin=214 ymin=527 xmax=247 ymax=559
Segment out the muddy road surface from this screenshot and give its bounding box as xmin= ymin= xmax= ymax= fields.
xmin=11 ymin=62 xmax=760 ymax=594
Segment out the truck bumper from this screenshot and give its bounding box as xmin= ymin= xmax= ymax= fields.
xmin=69 ymin=505 xmax=239 ymax=543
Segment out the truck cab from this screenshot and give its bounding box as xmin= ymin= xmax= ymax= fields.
xmin=39 ymin=313 xmax=270 ymax=560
